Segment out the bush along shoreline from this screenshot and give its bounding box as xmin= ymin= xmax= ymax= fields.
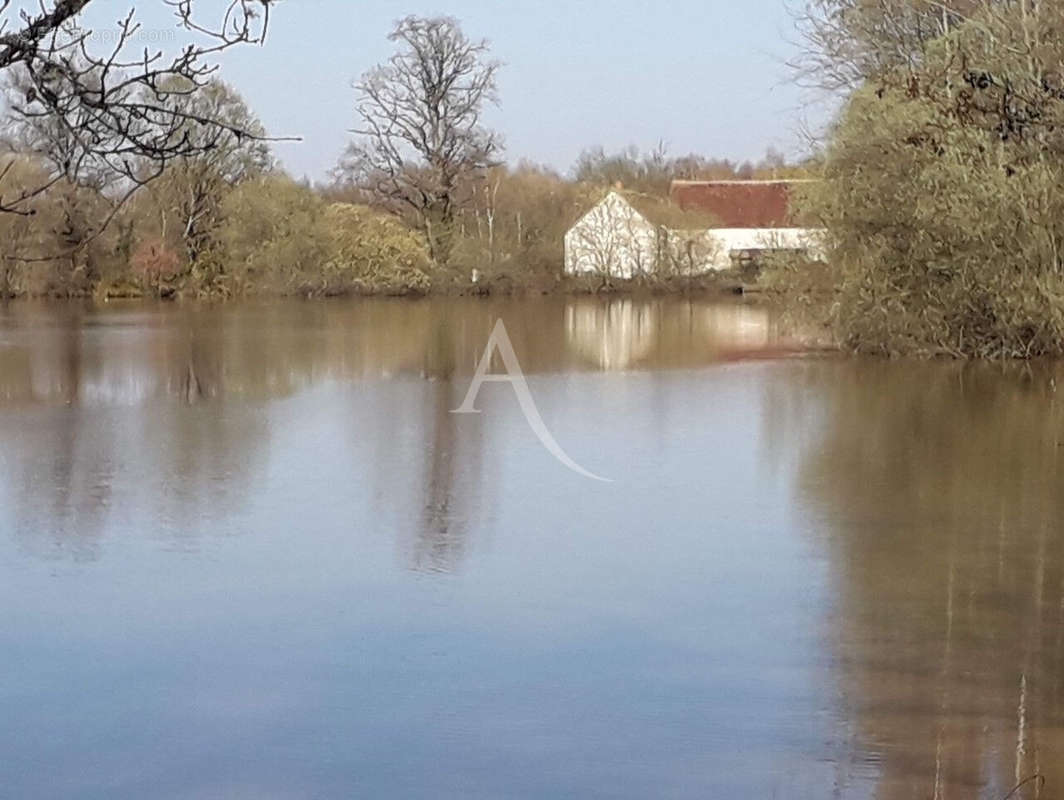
xmin=786 ymin=2 xmax=1064 ymax=360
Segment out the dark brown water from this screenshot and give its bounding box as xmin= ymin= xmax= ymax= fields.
xmin=0 ymin=296 xmax=1062 ymax=799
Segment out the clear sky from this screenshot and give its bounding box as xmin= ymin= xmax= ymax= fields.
xmin=96 ymin=0 xmax=818 ymax=180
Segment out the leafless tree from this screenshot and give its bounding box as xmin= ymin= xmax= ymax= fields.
xmin=338 ymin=15 xmax=502 ymax=267
xmin=0 ymin=0 xmax=278 ymax=231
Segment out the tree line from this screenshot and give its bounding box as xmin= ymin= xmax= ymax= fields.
xmin=0 ymin=6 xmax=806 ymax=299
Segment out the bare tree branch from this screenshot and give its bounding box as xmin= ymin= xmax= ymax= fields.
xmin=0 ymin=0 xmax=282 ymax=231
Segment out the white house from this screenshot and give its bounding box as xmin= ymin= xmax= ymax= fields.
xmin=564 ymin=180 xmax=824 ymax=277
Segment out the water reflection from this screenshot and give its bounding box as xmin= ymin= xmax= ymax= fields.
xmin=565 ymin=298 xmax=782 ymax=370
xmin=766 ymin=360 xmax=1064 ymax=800
xmin=0 ymin=297 xmax=793 ymax=406
xmin=8 ymin=298 xmax=1064 ymax=798
xmin=0 ymin=296 xmax=784 ymax=569
xmin=414 ymin=320 xmax=487 ymax=573
xmin=566 ymin=299 xmax=659 ymax=370
xmin=1 ymin=403 xmax=272 ymax=562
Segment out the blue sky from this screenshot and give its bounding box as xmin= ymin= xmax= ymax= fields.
xmin=90 ymin=0 xmax=819 ymax=180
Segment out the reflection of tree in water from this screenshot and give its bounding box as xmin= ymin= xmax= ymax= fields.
xmin=2 ymin=403 xmax=271 ymax=561
xmin=3 ymin=308 xmax=113 ymax=561
xmin=0 ymin=307 xmax=271 ymax=560
xmin=0 ymin=296 xmax=779 ymax=569
xmin=412 ymin=315 xmax=487 ymax=573
xmin=767 ymin=361 xmax=1064 ymax=800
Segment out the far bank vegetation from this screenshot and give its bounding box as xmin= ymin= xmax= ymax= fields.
xmin=0 ymin=14 xmax=809 ymax=301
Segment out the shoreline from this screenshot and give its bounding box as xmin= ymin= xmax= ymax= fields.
xmin=0 ymin=271 xmax=759 ymax=303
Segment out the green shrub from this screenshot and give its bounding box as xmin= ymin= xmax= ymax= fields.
xmin=214 ymin=180 xmax=433 ymax=296
xmin=215 ymin=177 xmax=333 ymax=295
xmin=796 ymin=14 xmax=1064 ymax=358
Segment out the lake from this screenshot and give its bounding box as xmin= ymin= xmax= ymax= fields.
xmin=0 ymin=296 xmax=1062 ymax=799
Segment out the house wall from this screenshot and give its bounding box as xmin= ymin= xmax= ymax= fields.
xmin=564 ymin=193 xmax=659 ymax=279
xmin=703 ymin=228 xmax=826 ymax=271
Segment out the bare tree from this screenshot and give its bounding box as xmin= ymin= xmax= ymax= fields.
xmin=338 ymin=15 xmax=502 ymax=267
xmin=0 ymin=0 xmax=278 ymax=230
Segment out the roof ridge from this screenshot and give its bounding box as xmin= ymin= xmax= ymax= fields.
xmin=670 ymin=179 xmax=818 ymax=186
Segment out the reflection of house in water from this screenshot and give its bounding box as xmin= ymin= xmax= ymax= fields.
xmin=565 ymin=299 xmax=776 ymax=370
xmin=565 ymin=299 xmax=659 ymax=370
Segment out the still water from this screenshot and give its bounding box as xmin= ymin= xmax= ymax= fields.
xmin=0 ymin=296 xmax=1061 ymax=799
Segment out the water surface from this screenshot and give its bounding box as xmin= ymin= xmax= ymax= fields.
xmin=0 ymin=296 xmax=1061 ymax=799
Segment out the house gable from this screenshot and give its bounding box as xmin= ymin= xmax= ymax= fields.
xmin=564 ymin=192 xmax=660 ymax=279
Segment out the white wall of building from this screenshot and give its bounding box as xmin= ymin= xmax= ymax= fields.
xmin=564 ymin=192 xmax=658 ymax=279
xmin=704 ymin=228 xmax=826 ymax=271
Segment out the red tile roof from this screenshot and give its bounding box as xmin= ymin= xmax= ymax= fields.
xmin=669 ymin=180 xmax=807 ymax=228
